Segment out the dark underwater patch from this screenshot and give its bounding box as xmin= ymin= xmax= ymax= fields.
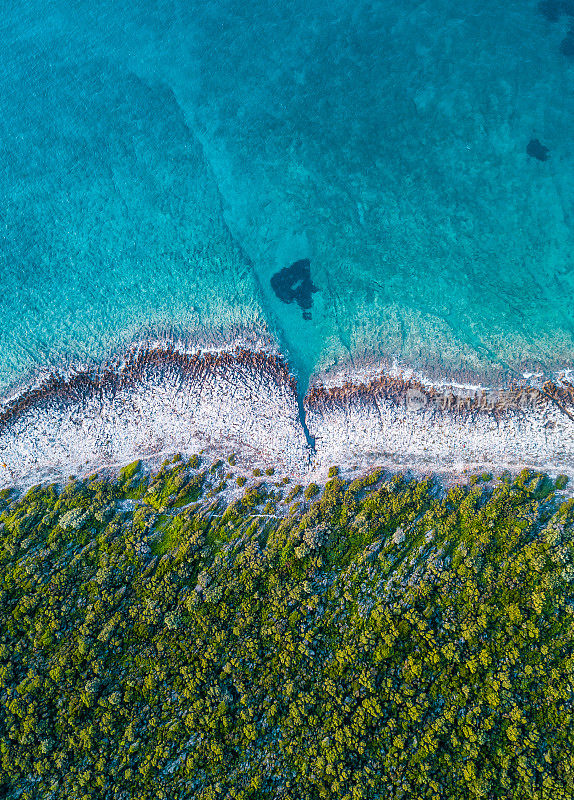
xmin=561 ymin=29 xmax=574 ymax=58
xmin=538 ymin=0 xmax=572 ymax=22
xmin=527 ymin=138 xmax=550 ymax=161
xmin=538 ymin=0 xmax=574 ymax=21
xmin=270 ymin=258 xmax=318 ymax=318
xmin=537 ymin=1 xmax=574 ymax=58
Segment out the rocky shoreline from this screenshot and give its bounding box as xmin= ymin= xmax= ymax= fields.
xmin=1 ymin=344 xmax=574 ymax=489
xmin=307 ymin=370 xmax=574 ymax=420
xmin=0 ymin=346 xmax=296 ymax=430
xmin=0 ymin=346 xmax=308 ymax=489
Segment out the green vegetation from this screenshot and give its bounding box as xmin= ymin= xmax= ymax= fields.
xmin=285 ymin=484 xmax=302 ymax=503
xmin=0 ymin=463 xmax=573 ymax=799
xmin=304 ymin=482 xmax=320 ymax=501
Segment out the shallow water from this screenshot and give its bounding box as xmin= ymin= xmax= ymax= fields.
xmin=2 ymin=0 xmax=574 ymax=395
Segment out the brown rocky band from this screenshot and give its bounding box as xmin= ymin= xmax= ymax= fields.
xmin=0 ymin=347 xmax=296 ymax=434
xmin=1 ymin=347 xmax=574 ymax=436
xmin=305 ymin=374 xmax=574 ymax=419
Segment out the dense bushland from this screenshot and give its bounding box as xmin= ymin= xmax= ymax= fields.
xmin=0 ymin=458 xmax=573 ymax=799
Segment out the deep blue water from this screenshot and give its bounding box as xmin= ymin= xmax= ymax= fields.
xmin=2 ymin=0 xmax=574 ymax=394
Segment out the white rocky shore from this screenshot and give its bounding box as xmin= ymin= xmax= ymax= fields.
xmin=307 ymin=386 xmax=574 ymax=481
xmin=1 ymin=346 xmax=574 ymax=490
xmin=0 ymin=348 xmax=309 ymax=489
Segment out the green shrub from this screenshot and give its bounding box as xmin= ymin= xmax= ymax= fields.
xmin=243 ymin=484 xmax=266 ymax=507
xmin=285 ymin=484 xmax=302 ymax=503
xmin=304 ymin=483 xmax=320 ymax=501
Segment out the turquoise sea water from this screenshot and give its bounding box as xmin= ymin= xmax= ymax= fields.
xmin=2 ymin=0 xmax=574 ymax=394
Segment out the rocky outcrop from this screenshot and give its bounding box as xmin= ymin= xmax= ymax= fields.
xmin=0 ymin=346 xmax=297 ymax=430
xmin=0 ymin=347 xmax=309 ymax=488
xmin=305 ymin=373 xmax=574 ymax=478
xmin=306 ymin=373 xmax=556 ymax=416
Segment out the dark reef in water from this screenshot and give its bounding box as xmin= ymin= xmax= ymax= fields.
xmin=527 ymin=138 xmax=550 ymax=161
xmin=538 ymin=0 xmax=574 ymax=22
xmin=560 ymin=30 xmax=574 ymax=58
xmin=537 ymin=1 xmax=574 ymax=57
xmin=270 ymin=258 xmax=319 ymax=317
